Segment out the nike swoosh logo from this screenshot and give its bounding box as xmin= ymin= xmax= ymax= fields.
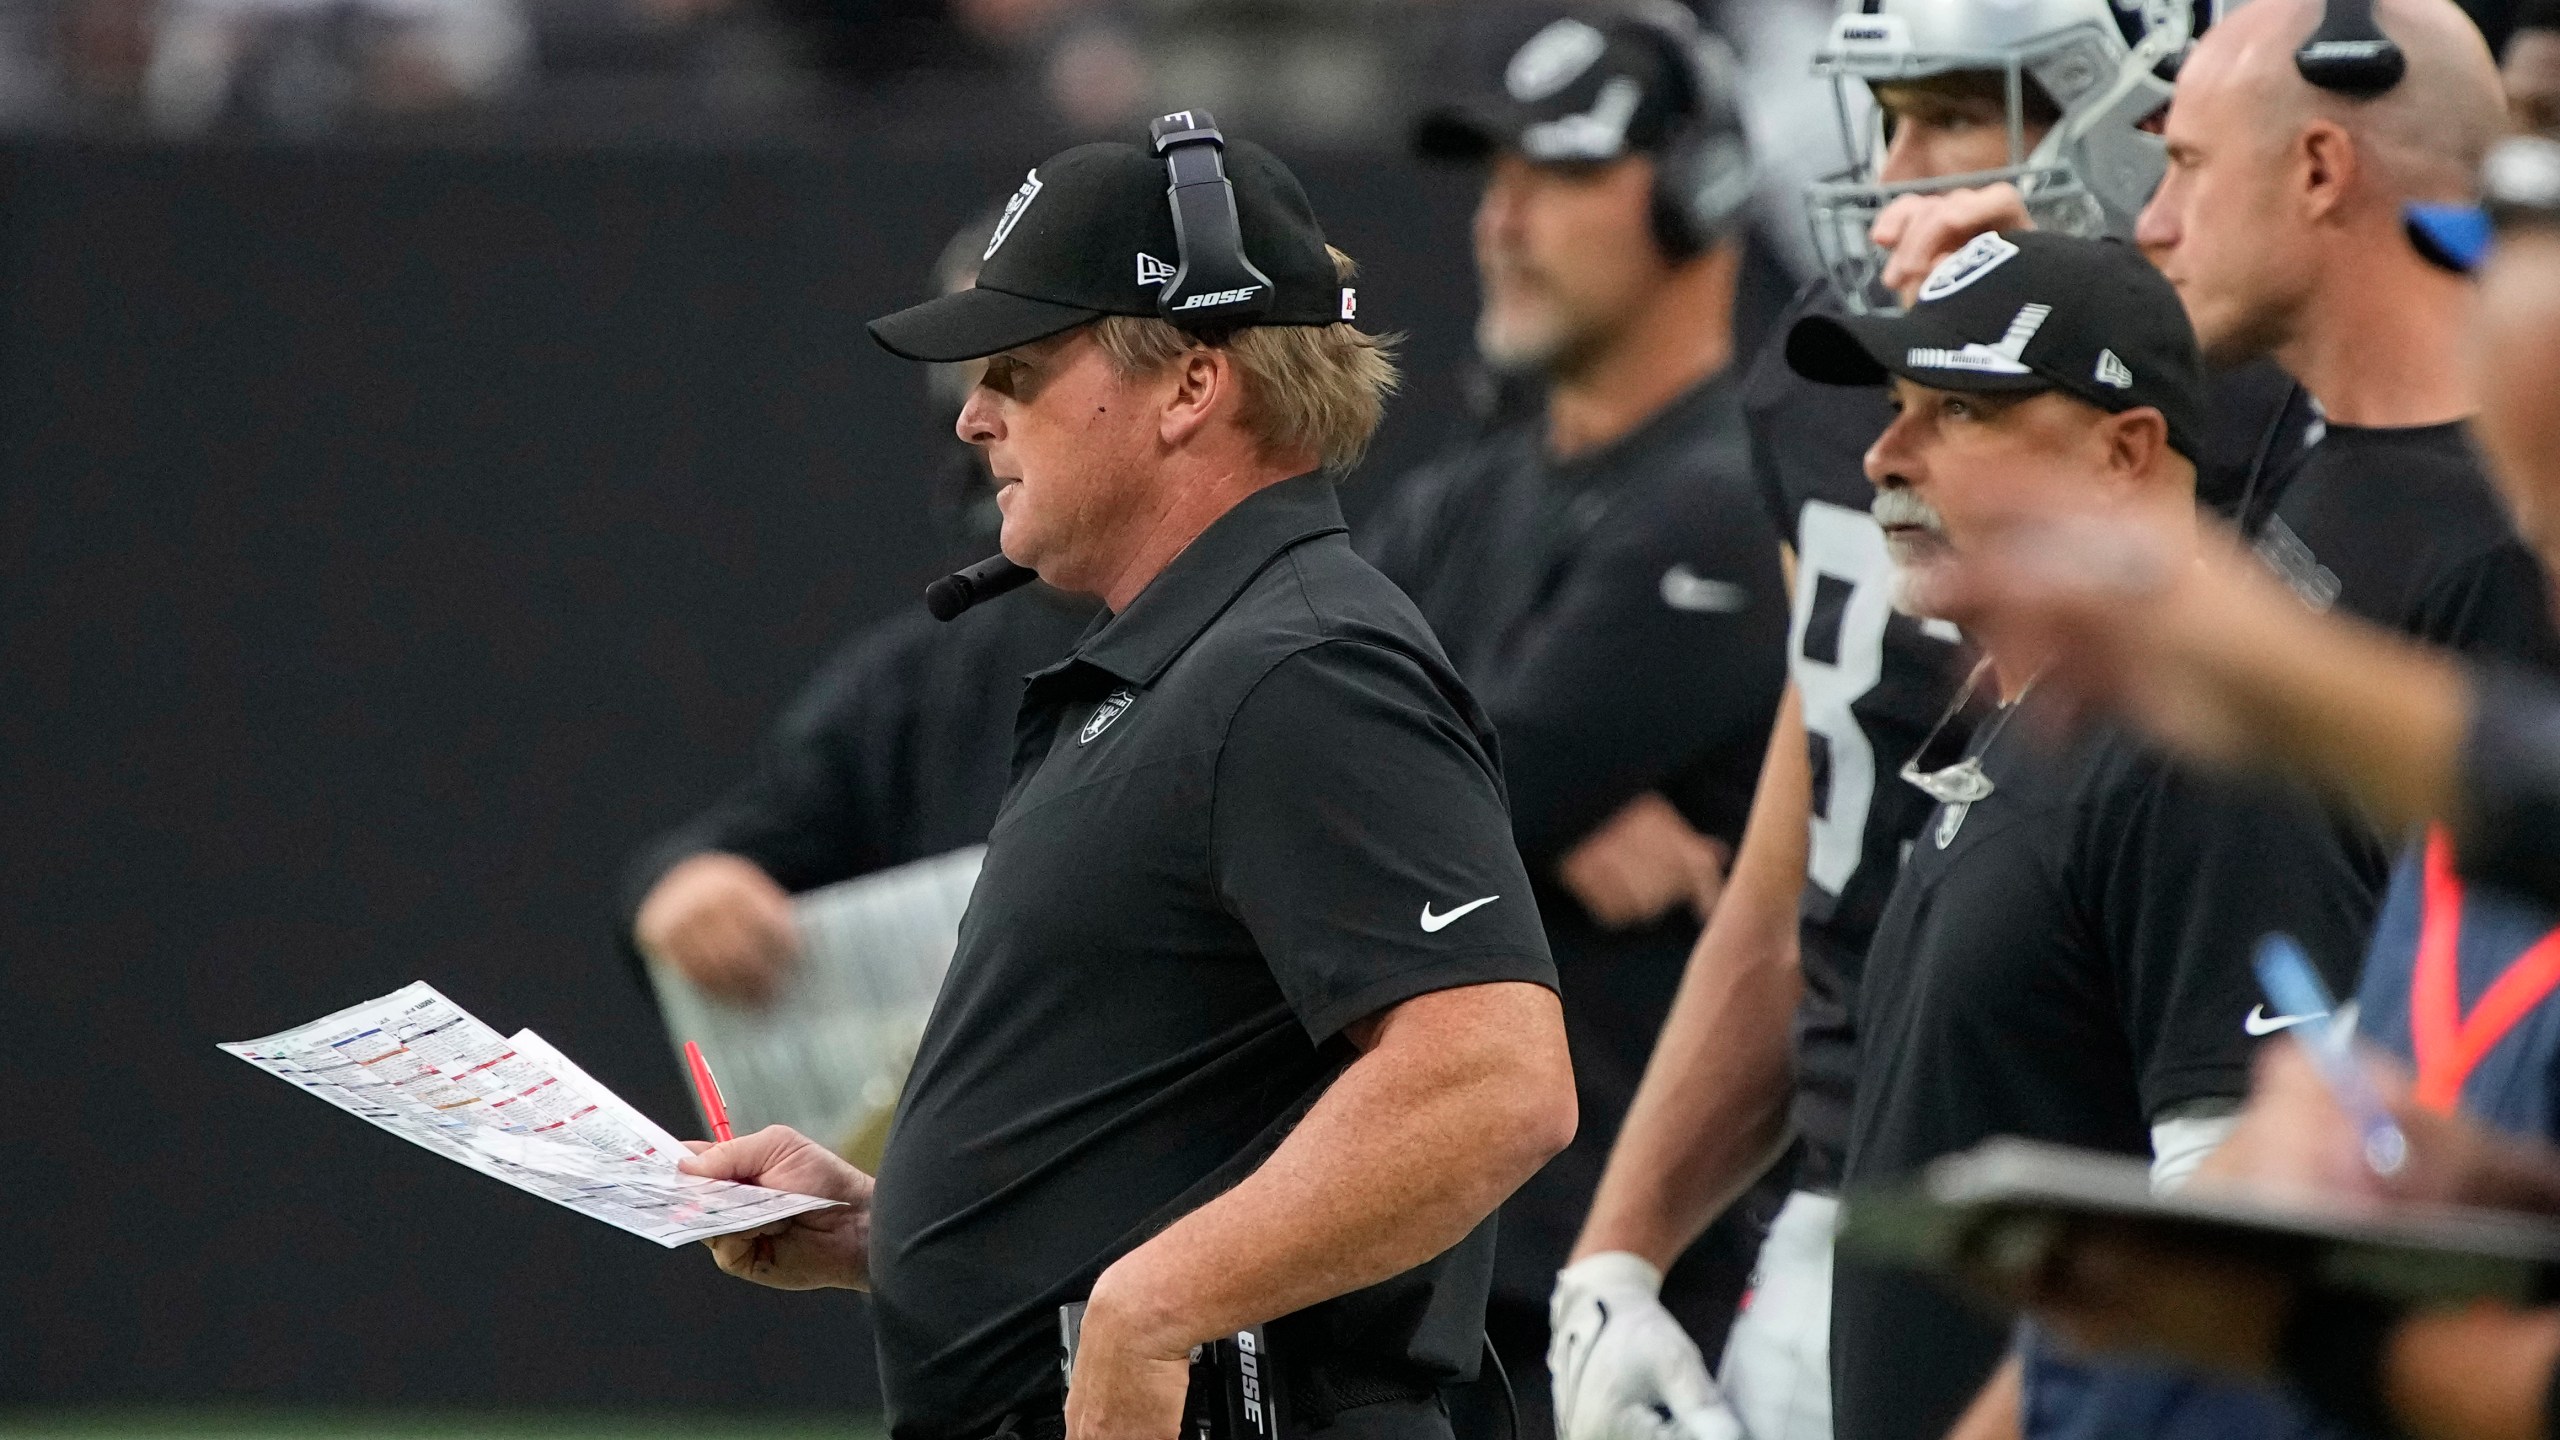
xmin=1660 ymin=564 xmax=1749 ymax=613
xmin=2245 ymin=1004 xmax=2323 ymax=1036
xmin=1420 ymin=896 xmax=1500 ymax=932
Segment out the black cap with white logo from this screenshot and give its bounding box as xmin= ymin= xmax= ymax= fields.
xmin=868 ymin=123 xmax=1354 ymax=364
xmin=1415 ymin=13 xmax=1700 ymax=164
xmin=1785 ymin=231 xmax=2208 ymax=462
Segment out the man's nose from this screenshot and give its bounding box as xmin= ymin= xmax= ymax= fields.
xmin=2134 ymin=183 xmax=2175 ymax=256
xmin=956 ymin=387 xmax=1000 ymax=447
xmin=1865 ymin=414 xmax=1917 ymax=490
xmin=1876 ymin=126 xmax=1925 ymax=187
xmin=1476 ymin=158 xmax=1531 ymax=246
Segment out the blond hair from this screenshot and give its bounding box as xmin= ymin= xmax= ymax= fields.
xmin=1091 ymin=247 xmax=1401 ymax=474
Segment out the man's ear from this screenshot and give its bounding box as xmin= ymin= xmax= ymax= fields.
xmin=2103 ymin=406 xmax=2173 ymax=487
xmin=2298 ymin=119 xmax=2359 ymax=223
xmin=1158 ymin=345 xmax=1231 ymax=450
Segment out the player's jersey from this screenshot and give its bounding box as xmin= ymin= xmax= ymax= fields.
xmin=1742 ymin=282 xmax=1969 ymax=1190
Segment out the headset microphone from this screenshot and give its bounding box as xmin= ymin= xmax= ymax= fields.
xmin=2296 ymin=0 xmax=2406 ymax=96
xmin=925 ymin=554 xmax=1037 ymax=621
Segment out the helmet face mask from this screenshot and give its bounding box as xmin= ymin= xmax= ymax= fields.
xmin=1805 ymin=0 xmax=2200 ymax=314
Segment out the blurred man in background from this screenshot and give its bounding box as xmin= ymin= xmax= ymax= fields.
xmin=621 ymin=216 xmax=1095 ymax=1006
xmin=1364 ymin=8 xmax=1790 ymax=1427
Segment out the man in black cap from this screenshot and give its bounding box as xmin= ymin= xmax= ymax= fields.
xmin=1782 ymin=231 xmax=2384 ymax=1440
xmin=1364 ymin=10 xmax=1790 ymax=1418
xmin=674 ymin=116 xmax=1578 ymax=1440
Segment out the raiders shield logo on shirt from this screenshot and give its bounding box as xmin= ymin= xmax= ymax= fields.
xmin=1081 ymin=689 xmax=1136 ymax=744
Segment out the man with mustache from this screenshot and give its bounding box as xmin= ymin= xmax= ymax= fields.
xmin=1785 ymin=230 xmax=2384 ymax=1440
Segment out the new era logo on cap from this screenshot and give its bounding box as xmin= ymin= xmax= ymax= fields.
xmin=2095 ymin=349 xmax=2134 ymax=388
xmin=1136 ymin=252 xmax=1175 ymax=287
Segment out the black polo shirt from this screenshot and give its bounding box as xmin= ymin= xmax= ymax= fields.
xmin=866 ymin=473 xmax=1560 ymax=1440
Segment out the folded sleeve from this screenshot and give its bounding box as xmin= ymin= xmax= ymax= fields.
xmin=1210 ymin=640 xmax=1559 ymax=1044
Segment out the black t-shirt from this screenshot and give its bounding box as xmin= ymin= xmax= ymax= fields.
xmin=868 ymin=475 xmax=1559 ymax=1440
xmin=1357 ymin=372 xmax=1790 ymax=1301
xmin=616 ymin=588 xmax=1096 ymax=934
xmin=2258 ymin=419 xmax=2560 ymax=668
xmin=1742 ymin=281 xmax=2320 ymax=1189
xmin=1830 ymin=695 xmax=2382 ymax=1440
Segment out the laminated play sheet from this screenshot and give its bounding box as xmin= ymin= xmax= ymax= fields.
xmin=222 ymin=982 xmax=841 ymax=1247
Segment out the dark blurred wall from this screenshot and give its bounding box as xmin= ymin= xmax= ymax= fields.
xmin=0 ymin=135 xmax=1481 ymax=1411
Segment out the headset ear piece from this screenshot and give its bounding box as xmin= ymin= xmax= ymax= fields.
xmin=1148 ymin=108 xmax=1278 ymax=328
xmin=1636 ymin=18 xmax=1755 ymax=259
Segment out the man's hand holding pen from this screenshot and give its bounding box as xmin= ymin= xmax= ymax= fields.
xmin=681 ymin=1126 xmax=877 ymax=1291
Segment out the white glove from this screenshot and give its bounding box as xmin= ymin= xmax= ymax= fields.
xmin=1550 ymin=1252 xmax=1746 ymax=1440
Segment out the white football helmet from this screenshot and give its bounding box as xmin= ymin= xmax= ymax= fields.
xmin=1805 ymin=0 xmax=2212 ymax=312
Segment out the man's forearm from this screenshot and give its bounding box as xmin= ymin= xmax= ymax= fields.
xmin=1083 ymin=981 xmax=1574 ymax=1356
xmin=1574 ymin=687 xmax=1811 ymax=1267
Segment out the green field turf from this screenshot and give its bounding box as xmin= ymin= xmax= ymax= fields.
xmin=0 ymin=1411 xmax=884 ymax=1440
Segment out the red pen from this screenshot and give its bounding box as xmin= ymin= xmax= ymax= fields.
xmin=683 ymin=1040 xmax=734 ymax=1143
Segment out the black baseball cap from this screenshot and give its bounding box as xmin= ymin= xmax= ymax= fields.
xmin=1415 ymin=13 xmax=1698 ymax=164
xmin=1785 ymin=231 xmax=2208 ymax=462
xmin=868 ymin=128 xmax=1355 ymax=364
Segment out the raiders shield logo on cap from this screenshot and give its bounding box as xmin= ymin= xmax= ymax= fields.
xmin=983 ymin=170 xmax=1045 ymax=261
